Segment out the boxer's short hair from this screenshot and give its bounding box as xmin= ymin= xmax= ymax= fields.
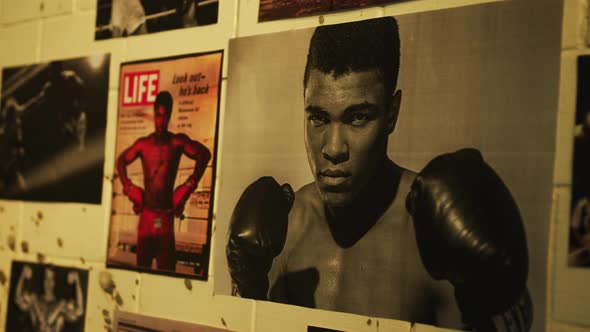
xmin=303 ymin=17 xmax=401 ymax=96
xmin=154 ymin=91 xmax=173 ymax=117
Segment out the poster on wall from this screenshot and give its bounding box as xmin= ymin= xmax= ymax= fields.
xmin=95 ymin=0 xmax=219 ymax=40
xmin=113 ymin=310 xmax=233 ymax=331
xmin=0 ymin=54 xmax=110 ymax=204
xmin=5 ymin=261 xmax=89 ymax=332
xmin=308 ymin=327 xmax=344 ymax=332
xmin=215 ymin=2 xmax=559 ymax=332
xmin=107 ymin=51 xmax=223 ymax=280
xmin=569 ymin=55 xmax=590 ymax=267
xmin=258 ymin=0 xmax=399 ymax=22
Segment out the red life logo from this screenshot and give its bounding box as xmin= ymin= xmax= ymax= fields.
xmin=122 ymin=70 xmax=160 ymax=106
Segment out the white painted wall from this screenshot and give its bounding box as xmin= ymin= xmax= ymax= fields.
xmin=0 ymin=0 xmax=572 ymax=331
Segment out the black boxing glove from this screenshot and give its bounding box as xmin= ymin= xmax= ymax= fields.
xmin=226 ymin=176 xmax=294 ymax=300
xmin=406 ymin=148 xmax=532 ymax=331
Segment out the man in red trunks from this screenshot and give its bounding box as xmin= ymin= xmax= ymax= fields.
xmin=117 ymin=90 xmax=211 ymax=271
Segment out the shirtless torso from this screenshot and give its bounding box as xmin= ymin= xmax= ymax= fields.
xmin=118 ymin=129 xmax=210 ymax=270
xmin=29 ymin=295 xmax=67 ymax=332
xmin=268 ymin=167 xmax=461 ymax=328
xmin=133 ymin=133 xmax=185 ymax=210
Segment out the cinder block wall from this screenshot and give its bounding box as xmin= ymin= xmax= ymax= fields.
xmin=0 ymin=0 xmax=580 ymax=331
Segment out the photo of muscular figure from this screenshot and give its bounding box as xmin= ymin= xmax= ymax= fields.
xmin=108 ymin=51 xmax=223 ymax=278
xmin=117 ymin=91 xmax=211 ymax=271
xmin=216 ymin=3 xmax=558 ymax=331
xmin=6 ymin=262 xmax=88 ymax=332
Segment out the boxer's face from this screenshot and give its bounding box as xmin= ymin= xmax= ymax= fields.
xmin=304 ymin=68 xmax=399 ymax=208
xmin=154 ymin=105 xmax=170 ymax=135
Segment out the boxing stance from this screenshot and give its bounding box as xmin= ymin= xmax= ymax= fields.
xmin=0 ymin=62 xmax=86 ymax=193
xmin=117 ymin=91 xmax=211 ymax=271
xmin=15 ymin=265 xmax=84 ymax=332
xmin=227 ymin=18 xmax=532 ymax=331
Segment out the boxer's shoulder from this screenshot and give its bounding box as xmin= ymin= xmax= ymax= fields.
xmin=284 ymin=183 xmax=323 ymax=240
xmin=291 ymin=183 xmax=323 ymax=221
xmin=171 ymin=132 xmax=189 ymax=142
xmin=294 ymin=182 xmax=319 ymax=202
xmin=172 ymin=132 xmax=198 ymax=148
xmin=398 ymin=167 xmax=417 ymax=195
xmin=133 ymin=135 xmax=151 ymax=148
xmin=271 ymin=183 xmax=322 ymax=268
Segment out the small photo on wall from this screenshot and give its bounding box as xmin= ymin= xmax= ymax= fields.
xmin=5 ymin=261 xmax=89 ymax=332
xmin=107 ymin=51 xmax=223 ymax=279
xmin=0 ymin=54 xmax=110 ymax=204
xmin=95 ymin=0 xmax=219 ymax=40
xmin=308 ymin=327 xmax=345 ymax=332
xmin=569 ymin=55 xmax=590 ymax=267
xmin=215 ymin=4 xmax=557 ymax=331
xmin=114 ymin=310 xmax=233 ymax=331
xmin=258 ymin=0 xmax=400 ymax=22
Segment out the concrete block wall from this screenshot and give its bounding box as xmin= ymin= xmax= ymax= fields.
xmin=0 ymin=0 xmax=576 ymax=331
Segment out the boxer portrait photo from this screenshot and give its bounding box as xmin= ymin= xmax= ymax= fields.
xmin=95 ymin=0 xmax=219 ymax=40
xmin=215 ymin=3 xmax=558 ymax=331
xmin=0 ymin=54 xmax=109 ymax=204
xmin=5 ymin=261 xmax=88 ymax=332
xmin=107 ymin=51 xmax=223 ymax=279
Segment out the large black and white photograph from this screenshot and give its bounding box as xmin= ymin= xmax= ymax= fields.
xmin=95 ymin=0 xmax=219 ymax=40
xmin=0 ymin=54 xmax=110 ymax=204
xmin=215 ymin=2 xmax=559 ymax=332
xmin=5 ymin=261 xmax=88 ymax=332
xmin=569 ymin=55 xmax=590 ymax=267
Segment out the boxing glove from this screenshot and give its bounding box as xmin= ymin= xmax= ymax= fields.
xmin=124 ymin=182 xmax=144 ymax=214
xmin=406 ymin=148 xmax=532 ymax=331
xmin=173 ymin=176 xmax=197 ymax=217
xmin=226 ymin=177 xmax=294 ymax=300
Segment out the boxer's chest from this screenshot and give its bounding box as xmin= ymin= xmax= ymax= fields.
xmin=33 ymin=299 xmax=62 ymax=328
xmin=143 ymin=143 xmax=181 ymax=172
xmin=284 ymin=204 xmax=434 ymax=321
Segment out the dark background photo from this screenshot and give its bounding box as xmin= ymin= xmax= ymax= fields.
xmin=0 ymin=54 xmax=110 ymax=204
xmin=6 ymin=261 xmax=89 ymax=332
